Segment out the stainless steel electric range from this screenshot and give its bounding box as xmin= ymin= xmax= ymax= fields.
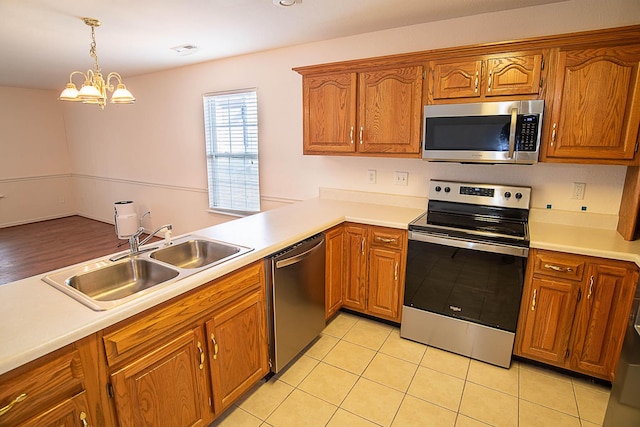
xmin=401 ymin=180 xmax=531 ymax=368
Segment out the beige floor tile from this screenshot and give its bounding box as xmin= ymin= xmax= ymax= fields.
xmin=342 ymin=317 xmax=393 ymax=350
xmin=520 ymin=365 xmax=578 ymax=416
xmin=212 ymin=406 xmax=263 ymax=427
xmin=459 ymin=382 xmax=518 ymax=427
xmin=276 ymin=355 xmax=319 ymax=387
xmin=341 ymin=378 xmax=405 ymax=427
xmin=466 ymin=359 xmax=519 ymax=396
xmin=327 ymin=409 xmax=379 ymax=427
xmin=421 ymin=347 xmax=470 ymax=379
xmin=323 ymin=312 xmax=359 ymax=338
xmin=519 ymin=362 xmax=573 ymax=383
xmin=392 ymin=395 xmax=457 ymax=427
xmin=519 ymin=399 xmax=581 ymax=427
xmin=266 ymin=389 xmax=337 ymax=427
xmin=237 ymin=379 xmax=294 ymax=420
xmin=573 ymin=382 xmax=610 ymax=424
xmin=455 ymin=414 xmax=492 ymax=427
xmin=304 ymin=333 xmax=339 ymax=360
xmin=323 ymin=340 xmax=376 ymax=375
xmin=298 ymin=362 xmax=359 ymax=406
xmin=362 ymin=352 xmax=418 ymax=392
xmin=580 ymin=420 xmax=602 ymax=427
xmin=380 ymin=329 xmax=427 ymax=364
xmin=407 ymin=366 xmax=465 ymax=412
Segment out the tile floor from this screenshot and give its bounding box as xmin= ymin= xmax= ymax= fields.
xmin=211 ymin=312 xmax=611 ymax=427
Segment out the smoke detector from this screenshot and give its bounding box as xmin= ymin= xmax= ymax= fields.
xmin=273 ymin=0 xmax=299 ymax=6
xmin=170 ymin=44 xmax=199 ymax=56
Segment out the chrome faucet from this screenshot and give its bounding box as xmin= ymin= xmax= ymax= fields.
xmin=110 ymin=224 xmax=172 ymax=262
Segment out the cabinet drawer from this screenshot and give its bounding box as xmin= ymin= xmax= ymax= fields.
xmin=369 ymin=228 xmax=406 ymax=250
xmin=103 ymin=261 xmax=265 ymax=366
xmin=0 ymin=347 xmax=84 ymax=426
xmin=533 ymin=251 xmax=585 ymax=281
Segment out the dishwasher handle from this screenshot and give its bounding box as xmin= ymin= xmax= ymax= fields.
xmin=275 ymin=238 xmax=324 ymax=269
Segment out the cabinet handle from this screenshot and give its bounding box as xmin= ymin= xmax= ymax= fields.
xmin=211 ymin=333 xmax=219 ymax=360
xmin=359 ymin=127 xmax=363 ymax=145
xmin=375 ymin=236 xmax=397 ymax=244
xmin=587 ymin=275 xmax=594 ymax=300
xmin=531 ymin=289 xmax=537 ymax=311
xmin=544 ymin=263 xmax=572 ymax=273
xmin=487 ymin=70 xmax=493 ymax=93
xmin=0 ymin=393 xmax=27 ymax=417
xmin=80 ymin=411 xmax=90 ymax=427
xmin=551 ymin=123 xmax=557 ymax=146
xmin=197 ymin=341 xmax=204 ymax=369
xmin=361 ymin=237 xmax=365 ymax=256
xmin=350 ymin=126 xmax=354 ymax=144
xmin=474 ymin=71 xmax=479 ymax=93
xmin=394 ymin=262 xmax=398 ymax=281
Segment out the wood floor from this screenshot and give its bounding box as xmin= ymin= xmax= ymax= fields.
xmin=0 ymin=216 xmax=155 ymax=285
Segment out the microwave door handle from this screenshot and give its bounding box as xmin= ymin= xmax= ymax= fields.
xmin=508 ymin=107 xmax=518 ymax=159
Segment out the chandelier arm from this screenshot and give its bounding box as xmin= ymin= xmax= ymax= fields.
xmin=105 ymin=72 xmax=123 ymax=92
xmin=68 ymin=70 xmax=88 ymax=84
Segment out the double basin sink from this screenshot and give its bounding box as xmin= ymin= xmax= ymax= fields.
xmin=42 ymin=235 xmax=253 ymax=311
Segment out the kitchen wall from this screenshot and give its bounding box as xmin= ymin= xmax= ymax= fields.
xmin=2 ymin=0 xmax=639 ymax=233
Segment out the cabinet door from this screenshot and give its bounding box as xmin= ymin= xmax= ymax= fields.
xmin=519 ymin=277 xmax=579 ymax=364
xmin=545 ymin=45 xmax=640 ymax=162
xmin=20 ymin=391 xmax=91 ymax=427
xmin=302 ymin=73 xmax=357 ymax=154
xmin=431 ymin=59 xmax=483 ymax=99
xmin=358 ymin=66 xmax=423 ymax=154
xmin=110 ymin=328 xmax=210 ymax=427
xmin=343 ymin=225 xmax=368 ymax=311
xmin=485 ymin=53 xmax=543 ymax=96
xmin=570 ymin=263 xmax=638 ymax=379
xmin=325 ymin=225 xmax=344 ymax=319
xmin=368 ymin=247 xmax=402 ymax=321
xmin=206 ymin=290 xmax=268 ymax=415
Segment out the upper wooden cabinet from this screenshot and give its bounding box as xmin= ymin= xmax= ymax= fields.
xmin=300 ymin=66 xmax=423 ymax=157
xmin=541 ymin=44 xmax=640 ymax=164
xmin=429 ymin=52 xmax=545 ymax=101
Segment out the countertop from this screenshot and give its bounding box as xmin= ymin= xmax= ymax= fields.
xmin=1 ymin=195 xmax=639 ymax=375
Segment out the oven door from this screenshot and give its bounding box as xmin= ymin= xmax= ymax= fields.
xmin=404 ymin=232 xmax=527 ymax=333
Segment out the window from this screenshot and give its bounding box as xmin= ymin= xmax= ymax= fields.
xmin=203 ymin=89 xmax=260 ymax=214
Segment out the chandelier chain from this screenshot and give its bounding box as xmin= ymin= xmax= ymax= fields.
xmin=89 ymin=24 xmax=101 ymax=73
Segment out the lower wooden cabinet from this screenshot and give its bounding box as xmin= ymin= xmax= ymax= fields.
xmin=19 ymin=391 xmax=91 ymax=427
xmin=325 ymin=225 xmax=345 ymax=319
xmin=516 ymin=249 xmax=639 ymax=380
xmin=342 ymin=223 xmax=407 ymax=322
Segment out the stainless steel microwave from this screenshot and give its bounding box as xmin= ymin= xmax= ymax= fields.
xmin=422 ymin=100 xmax=544 ymax=164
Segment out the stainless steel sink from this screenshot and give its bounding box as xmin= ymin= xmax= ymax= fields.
xmin=150 ymin=239 xmax=244 ymax=269
xmin=42 ymin=235 xmax=253 ymax=311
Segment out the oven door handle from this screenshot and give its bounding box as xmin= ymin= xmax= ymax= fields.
xmin=508 ymin=107 xmax=518 ymax=159
xmin=409 ymin=231 xmax=529 ymax=258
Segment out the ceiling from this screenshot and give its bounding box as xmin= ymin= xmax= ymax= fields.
xmin=0 ymin=0 xmax=563 ymax=91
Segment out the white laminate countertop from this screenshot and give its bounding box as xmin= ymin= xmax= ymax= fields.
xmin=1 ymin=196 xmax=639 ymax=376
xmin=0 ymin=197 xmax=424 ymax=375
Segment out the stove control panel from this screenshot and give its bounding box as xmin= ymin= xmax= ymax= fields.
xmin=429 ymin=180 xmax=531 ymax=208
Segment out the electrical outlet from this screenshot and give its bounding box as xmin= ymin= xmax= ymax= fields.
xmin=367 ymin=170 xmax=377 ymax=184
xmin=394 ymin=171 xmax=408 ymax=186
xmin=572 ymin=182 xmax=586 ymax=200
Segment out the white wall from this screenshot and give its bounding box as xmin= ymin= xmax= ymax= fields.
xmin=0 ymin=87 xmax=74 ymax=227
xmin=8 ymin=0 xmax=640 ymax=233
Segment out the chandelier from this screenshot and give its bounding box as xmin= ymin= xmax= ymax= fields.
xmin=58 ymin=18 xmax=135 ymax=109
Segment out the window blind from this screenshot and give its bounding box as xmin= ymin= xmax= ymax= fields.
xmin=203 ymin=89 xmax=260 ymax=214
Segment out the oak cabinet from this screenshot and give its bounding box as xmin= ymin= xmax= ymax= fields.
xmin=516 ymin=249 xmax=639 ymax=380
xmin=542 ymin=44 xmax=640 ymax=164
xmin=300 ymin=66 xmax=423 ymax=157
xmin=110 ymin=328 xmax=210 ymax=427
xmin=102 ymin=261 xmax=268 ymax=427
xmin=429 ymin=52 xmax=544 ymax=101
xmin=342 ymin=223 xmax=407 ymax=322
xmin=0 ymin=345 xmax=94 ymax=427
xmin=325 ymin=224 xmax=345 ymax=319
xmin=205 ymin=290 xmax=268 ymax=414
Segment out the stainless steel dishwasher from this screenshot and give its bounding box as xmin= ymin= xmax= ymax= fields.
xmin=266 ymin=233 xmax=326 ymax=373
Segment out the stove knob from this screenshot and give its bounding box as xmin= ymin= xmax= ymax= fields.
xmin=515 ymin=192 xmax=523 ymax=200
xmin=444 ymin=187 xmax=451 ymax=193
xmin=435 ymin=186 xmax=442 ymax=192
xmin=504 ymin=191 xmax=512 ymax=199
